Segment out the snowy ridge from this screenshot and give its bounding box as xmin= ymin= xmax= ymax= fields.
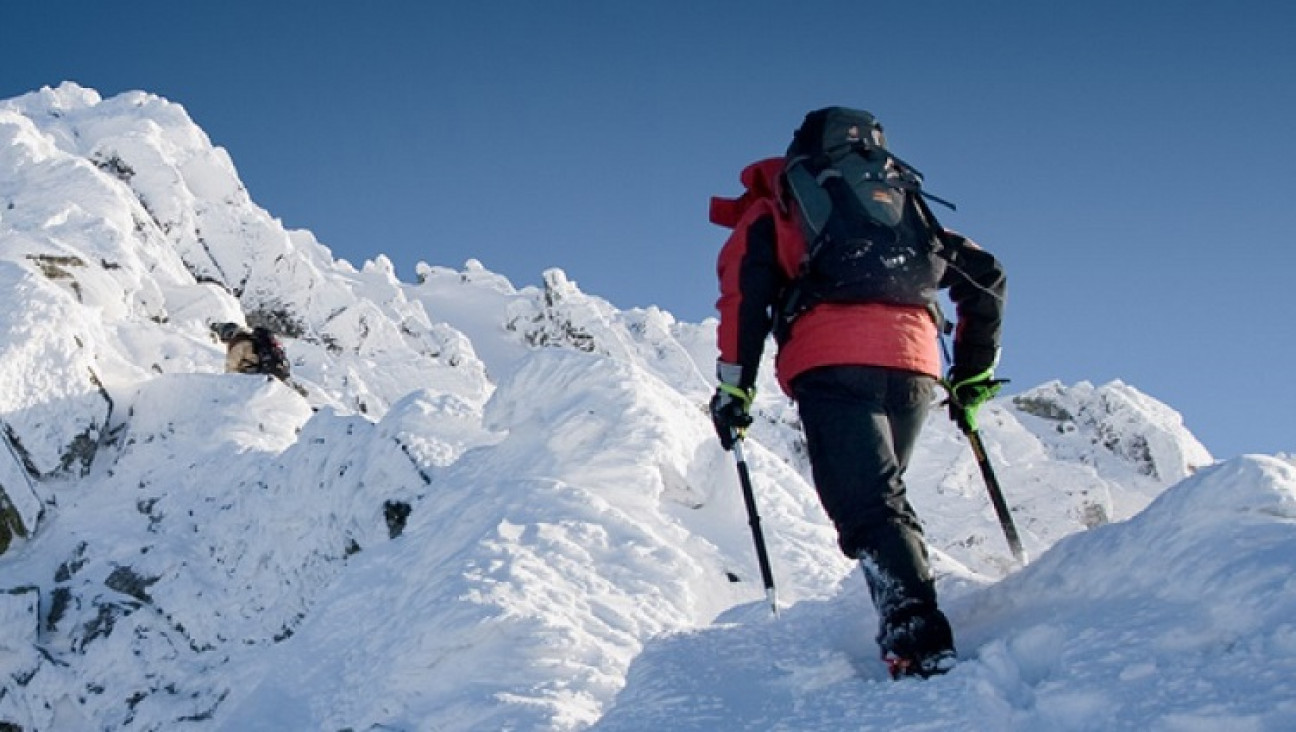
xmin=1 ymin=84 xmax=1290 ymax=731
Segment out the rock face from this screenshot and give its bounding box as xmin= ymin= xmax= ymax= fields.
xmin=1012 ymin=380 xmax=1211 ymax=483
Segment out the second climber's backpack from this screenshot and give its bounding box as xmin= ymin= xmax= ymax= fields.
xmin=250 ymin=326 xmax=291 ymax=380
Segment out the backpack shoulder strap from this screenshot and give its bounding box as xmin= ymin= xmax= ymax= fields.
xmin=913 ymin=193 xmax=975 ymax=265
xmin=782 ymin=155 xmax=834 ymax=241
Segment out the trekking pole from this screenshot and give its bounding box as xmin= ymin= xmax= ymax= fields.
xmin=730 ymin=435 xmax=779 ymax=617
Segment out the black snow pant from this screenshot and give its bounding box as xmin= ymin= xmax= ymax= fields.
xmin=791 ymin=364 xmax=941 ymax=629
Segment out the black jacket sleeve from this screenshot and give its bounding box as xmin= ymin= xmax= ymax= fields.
xmin=731 ymin=215 xmax=785 ymax=388
xmin=939 ymin=232 xmax=1006 ymax=378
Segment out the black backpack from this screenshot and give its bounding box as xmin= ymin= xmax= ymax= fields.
xmin=250 ymin=326 xmax=291 ymax=380
xmin=779 ymin=107 xmax=955 ymax=335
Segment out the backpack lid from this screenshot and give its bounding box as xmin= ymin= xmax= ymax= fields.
xmin=787 ymin=107 xmax=887 ymax=165
xmin=250 ymin=326 xmax=290 ymax=378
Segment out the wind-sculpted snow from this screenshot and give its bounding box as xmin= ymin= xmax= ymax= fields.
xmin=215 ymin=349 xmax=852 ymax=730
xmin=5 ymin=83 xmax=1288 ymax=731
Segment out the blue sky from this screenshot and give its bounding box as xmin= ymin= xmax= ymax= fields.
xmin=4 ymin=1 xmax=1293 ymax=460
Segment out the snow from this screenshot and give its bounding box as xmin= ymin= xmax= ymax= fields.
xmin=0 ymin=83 xmax=1291 ymax=731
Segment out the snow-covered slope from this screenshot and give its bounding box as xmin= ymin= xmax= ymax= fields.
xmin=3 ymin=84 xmax=1288 ymax=732
xmin=595 ymin=454 xmax=1296 ymax=731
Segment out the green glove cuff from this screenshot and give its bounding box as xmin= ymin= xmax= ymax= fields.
xmin=949 ymin=368 xmax=995 ymax=392
xmin=717 ymin=382 xmax=754 ymax=407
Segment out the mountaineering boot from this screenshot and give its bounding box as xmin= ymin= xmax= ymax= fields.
xmin=878 ymin=607 xmax=956 ymax=679
xmin=856 ymin=546 xmax=956 ymax=679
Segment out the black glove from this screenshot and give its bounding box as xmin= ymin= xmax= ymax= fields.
xmin=943 ymin=368 xmax=1006 ymax=433
xmin=710 ymin=362 xmax=754 ymax=450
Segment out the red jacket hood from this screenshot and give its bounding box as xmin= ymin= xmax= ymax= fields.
xmin=709 ymin=157 xmax=786 ymax=229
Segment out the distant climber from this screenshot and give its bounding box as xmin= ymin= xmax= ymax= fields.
xmin=211 ymin=322 xmax=292 ymax=381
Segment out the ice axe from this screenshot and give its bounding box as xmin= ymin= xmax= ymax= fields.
xmin=960 ymin=417 xmax=1028 ymax=565
xmin=938 ymin=335 xmax=1027 ymax=565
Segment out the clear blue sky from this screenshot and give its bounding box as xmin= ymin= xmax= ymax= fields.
xmin=4 ymin=1 xmax=1293 ymax=460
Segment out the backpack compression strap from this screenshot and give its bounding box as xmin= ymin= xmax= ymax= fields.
xmin=783 ymin=146 xmax=955 ymax=243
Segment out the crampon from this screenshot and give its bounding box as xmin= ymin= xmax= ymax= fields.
xmin=884 ymin=650 xmax=956 ymax=680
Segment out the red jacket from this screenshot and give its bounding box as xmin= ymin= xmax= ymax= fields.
xmin=712 ymin=158 xmax=1004 ymax=396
